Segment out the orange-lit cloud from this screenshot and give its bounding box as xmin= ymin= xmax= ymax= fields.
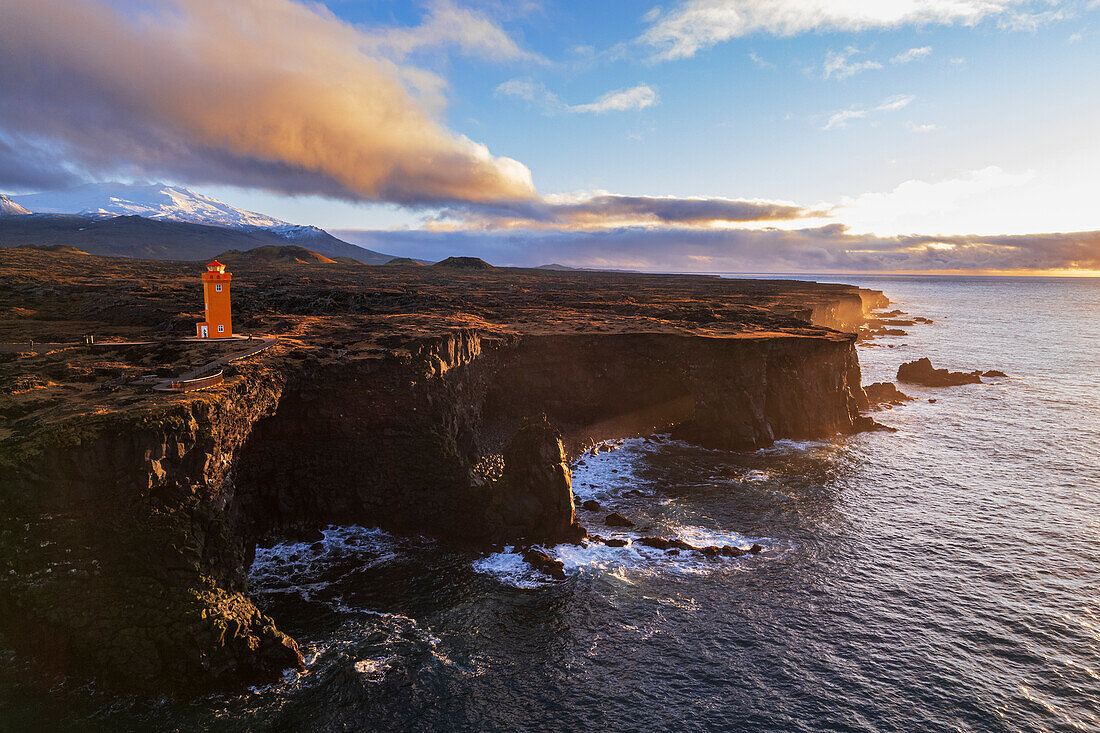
xmin=0 ymin=0 xmax=536 ymax=206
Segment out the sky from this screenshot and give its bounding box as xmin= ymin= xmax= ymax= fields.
xmin=1 ymin=0 xmax=1099 ymax=273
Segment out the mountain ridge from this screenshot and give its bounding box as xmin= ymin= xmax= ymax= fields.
xmin=1 ymin=183 xmax=397 ymax=264
xmin=0 ymin=194 xmax=32 ymax=216
xmin=11 ymin=182 xmax=288 ymax=229
xmin=0 ymin=213 xmax=395 ymax=263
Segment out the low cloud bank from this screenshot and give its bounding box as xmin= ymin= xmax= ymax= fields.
xmin=436 ymin=193 xmax=826 ymax=229
xmin=337 ymin=224 xmax=1100 ymax=273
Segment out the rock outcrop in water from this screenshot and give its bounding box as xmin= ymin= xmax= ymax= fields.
xmin=865 ymin=381 xmax=915 ymax=407
xmin=486 ymin=415 xmax=583 ymax=544
xmin=897 ymin=358 xmax=983 ymax=387
xmin=0 ymin=247 xmax=888 ymax=695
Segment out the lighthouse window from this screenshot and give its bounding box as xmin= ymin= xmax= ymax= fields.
xmin=218 ymin=325 xmax=224 ymax=333
xmin=215 ymin=284 xmax=222 ymax=292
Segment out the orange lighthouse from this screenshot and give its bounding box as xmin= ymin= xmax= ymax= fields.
xmin=196 ymin=261 xmax=232 ymax=338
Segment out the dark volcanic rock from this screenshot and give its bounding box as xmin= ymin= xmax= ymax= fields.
xmin=981 ymin=370 xmax=1008 ymax=378
xmin=489 ymin=415 xmax=579 ymax=544
xmin=636 ymin=536 xmax=703 ymax=553
xmin=605 ymin=538 xmax=629 ymax=547
xmin=521 ymin=548 xmax=566 ymax=580
xmin=604 ymin=512 xmax=636 ymax=528
xmin=897 ymin=358 xmax=982 ymax=387
xmin=864 ymin=381 xmax=915 ymax=407
xmin=581 ymin=499 xmax=602 ymax=511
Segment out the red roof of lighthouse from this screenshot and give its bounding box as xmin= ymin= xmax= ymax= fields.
xmin=208 ymin=260 xmax=224 ymax=268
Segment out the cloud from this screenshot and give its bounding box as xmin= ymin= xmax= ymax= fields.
xmin=891 ymin=46 xmax=933 ymax=64
xmin=749 ymin=51 xmax=775 ymax=68
xmin=823 ymin=109 xmax=869 ymax=130
xmin=823 ymin=94 xmax=914 ymax=130
xmin=359 ymin=0 xmax=544 ymax=63
xmin=822 ymin=47 xmax=883 ymax=79
xmin=998 ymin=7 xmax=1067 ymax=31
xmin=0 ymin=136 xmax=82 ymax=191
xmin=640 ymin=0 xmax=1040 ymax=60
xmin=837 ymin=166 xmax=1038 ymax=235
xmin=0 ymin=0 xmax=536 ymax=206
xmin=496 ymin=81 xmax=658 ymax=114
xmin=569 ymin=85 xmax=658 ymax=113
xmin=906 ymin=121 xmax=938 ymax=133
xmin=434 ymin=191 xmax=827 ymax=229
xmin=335 ymin=224 xmax=1100 ymax=273
xmin=876 ymin=94 xmax=916 ymax=111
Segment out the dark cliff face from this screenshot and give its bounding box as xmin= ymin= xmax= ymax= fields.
xmin=480 ymin=333 xmax=868 ymax=452
xmin=234 ymin=331 xmax=869 ymax=546
xmin=0 ymin=372 xmax=303 ymax=693
xmin=0 ymin=327 xmax=872 ymax=695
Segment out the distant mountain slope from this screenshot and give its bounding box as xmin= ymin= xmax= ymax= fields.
xmin=0 ymin=214 xmax=395 ymax=263
xmin=0 ymin=194 xmax=32 ymax=216
xmin=12 ymin=182 xmax=287 ymax=228
xmin=214 ymin=245 xmax=337 ymax=265
xmin=6 ymin=182 xmax=396 ymax=263
xmin=14 ymin=244 xmax=91 ymax=255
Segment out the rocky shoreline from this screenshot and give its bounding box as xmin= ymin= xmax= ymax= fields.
xmin=0 ymin=248 xmax=890 ymax=694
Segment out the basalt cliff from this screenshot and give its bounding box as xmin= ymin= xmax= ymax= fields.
xmin=0 ymin=248 xmax=886 ymax=694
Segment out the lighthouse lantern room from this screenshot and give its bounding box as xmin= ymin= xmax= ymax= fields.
xmin=196 ymin=260 xmax=233 ymax=338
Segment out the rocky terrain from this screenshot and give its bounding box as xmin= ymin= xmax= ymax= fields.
xmin=0 ymin=247 xmax=889 ymax=695
xmin=897 ymin=357 xmax=1006 ymax=387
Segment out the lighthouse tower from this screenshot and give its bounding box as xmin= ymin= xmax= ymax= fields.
xmin=196 ymin=261 xmax=232 ymax=338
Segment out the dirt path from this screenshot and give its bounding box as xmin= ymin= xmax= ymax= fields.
xmin=152 ymin=336 xmax=278 ymax=391
xmin=0 ymin=336 xmax=278 ymax=391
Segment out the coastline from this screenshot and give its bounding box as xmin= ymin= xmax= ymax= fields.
xmin=0 ymin=247 xmax=889 ymax=694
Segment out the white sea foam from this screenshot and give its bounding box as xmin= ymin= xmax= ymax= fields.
xmin=474 ymin=527 xmax=772 ymax=588
xmin=761 ymin=438 xmax=833 ymax=454
xmin=354 ymin=656 xmax=395 ymax=682
xmin=471 ymin=551 xmax=551 ymax=589
xmin=249 ymin=526 xmax=409 ymax=602
xmin=570 ymin=437 xmax=651 ymax=501
xmin=459 ymin=435 xmax=781 ymax=589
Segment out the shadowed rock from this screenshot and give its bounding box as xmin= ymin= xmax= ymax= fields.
xmin=488 ymin=415 xmax=581 ymax=544
xmin=864 ymin=381 xmax=915 ymax=407
xmin=521 ymin=547 xmax=566 ymax=580
xmin=897 ymin=358 xmax=982 ymax=387
xmin=604 ymin=512 xmax=636 ymax=528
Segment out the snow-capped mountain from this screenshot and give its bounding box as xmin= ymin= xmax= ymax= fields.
xmin=2 ymin=182 xmax=399 ymax=264
xmin=0 ymin=193 xmax=32 ymax=216
xmin=11 ymin=182 xmax=290 ymax=229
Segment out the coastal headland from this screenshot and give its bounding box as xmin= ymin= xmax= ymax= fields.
xmin=0 ymin=247 xmax=888 ymax=694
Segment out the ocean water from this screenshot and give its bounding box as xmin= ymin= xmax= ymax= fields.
xmin=3 ymin=276 xmax=1098 ymax=732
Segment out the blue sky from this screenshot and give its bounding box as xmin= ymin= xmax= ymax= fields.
xmin=3 ymin=0 xmax=1100 ymax=271
xmin=211 ymin=0 xmax=1100 ymax=234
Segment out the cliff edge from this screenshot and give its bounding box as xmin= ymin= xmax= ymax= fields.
xmin=0 ymin=248 xmax=885 ymax=693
